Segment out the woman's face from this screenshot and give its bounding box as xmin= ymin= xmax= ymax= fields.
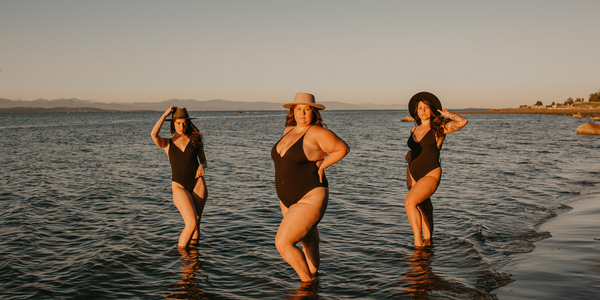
xmin=294 ymin=104 xmax=313 ymax=126
xmin=174 ymin=119 xmax=187 ymax=135
xmin=416 ymin=101 xmax=432 ymax=121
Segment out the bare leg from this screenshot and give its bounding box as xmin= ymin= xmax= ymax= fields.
xmin=301 ymin=227 xmax=320 ymax=275
xmin=172 ymin=182 xmax=198 ymax=248
xmin=405 ymin=169 xmax=440 ymax=248
xmin=191 ymin=177 xmax=208 ymax=241
xmin=417 ymin=198 xmax=434 ymax=245
xmin=275 ymin=188 xmax=328 ymax=282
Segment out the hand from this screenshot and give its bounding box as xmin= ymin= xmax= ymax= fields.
xmin=437 ymin=108 xmax=451 ymax=118
xmin=195 ymin=164 xmax=205 ymax=178
xmin=318 ymin=167 xmax=325 ymax=183
xmin=164 ymin=106 xmax=177 ymax=117
xmin=316 ymin=160 xmax=325 ymax=183
xmin=405 ymin=150 xmax=412 ymax=163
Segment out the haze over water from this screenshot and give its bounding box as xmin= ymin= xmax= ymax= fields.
xmin=1 ymin=110 xmax=598 ymax=299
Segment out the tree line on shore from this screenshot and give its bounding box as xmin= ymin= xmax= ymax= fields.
xmin=525 ymin=89 xmax=600 ymax=108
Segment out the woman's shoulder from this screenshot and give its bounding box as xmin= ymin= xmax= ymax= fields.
xmin=307 ymin=125 xmax=336 ymax=138
xmin=283 ymin=126 xmax=295 ymax=134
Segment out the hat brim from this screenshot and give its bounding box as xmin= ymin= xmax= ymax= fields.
xmin=283 ymin=103 xmax=326 ymax=110
xmin=408 ymin=92 xmax=442 ymax=118
xmin=165 ymin=117 xmax=197 ymax=121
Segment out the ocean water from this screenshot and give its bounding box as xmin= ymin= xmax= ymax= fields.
xmin=1 ymin=110 xmax=598 ymax=299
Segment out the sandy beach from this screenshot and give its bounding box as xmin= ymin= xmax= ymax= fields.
xmin=493 ymin=193 xmax=600 ymax=299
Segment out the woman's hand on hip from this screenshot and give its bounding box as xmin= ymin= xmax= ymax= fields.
xmin=195 ymin=165 xmax=205 ymax=178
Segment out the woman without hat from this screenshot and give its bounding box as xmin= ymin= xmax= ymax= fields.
xmin=271 ymin=93 xmax=350 ymax=282
xmin=404 ymin=92 xmax=467 ymax=248
xmin=151 ymin=107 xmax=208 ymax=248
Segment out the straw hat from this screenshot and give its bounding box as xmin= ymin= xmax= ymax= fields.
xmin=165 ymin=107 xmax=196 ymax=121
xmin=408 ymin=92 xmax=443 ymax=118
xmin=283 ymin=93 xmax=326 ymax=110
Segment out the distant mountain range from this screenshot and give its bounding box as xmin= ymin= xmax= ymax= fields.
xmin=0 ymin=98 xmax=406 ymax=113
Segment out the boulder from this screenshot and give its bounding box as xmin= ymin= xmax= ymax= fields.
xmin=576 ymin=123 xmax=600 ymax=135
xmin=401 ymin=115 xmax=415 ymax=122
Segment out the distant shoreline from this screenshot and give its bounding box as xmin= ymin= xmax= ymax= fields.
xmin=3 ymin=106 xmax=600 ymax=117
xmin=0 ymin=107 xmax=155 ymax=114
xmin=459 ymin=107 xmax=600 ymax=117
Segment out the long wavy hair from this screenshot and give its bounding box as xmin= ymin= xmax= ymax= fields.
xmin=170 ymin=119 xmax=204 ymax=149
xmin=285 ymin=105 xmax=327 ymax=128
xmin=413 ymin=99 xmax=450 ymax=139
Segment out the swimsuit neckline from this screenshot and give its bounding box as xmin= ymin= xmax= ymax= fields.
xmin=276 ymin=126 xmax=312 ymax=158
xmin=412 ymin=128 xmax=431 ymax=143
xmin=171 ymin=138 xmax=190 ymax=153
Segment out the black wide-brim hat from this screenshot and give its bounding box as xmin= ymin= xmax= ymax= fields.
xmin=408 ymin=91 xmax=443 ymax=118
xmin=165 ymin=107 xmax=196 ymax=121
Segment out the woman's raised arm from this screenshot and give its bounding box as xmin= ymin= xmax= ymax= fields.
xmin=438 ymin=109 xmax=468 ymax=134
xmin=151 ymin=106 xmax=175 ymax=148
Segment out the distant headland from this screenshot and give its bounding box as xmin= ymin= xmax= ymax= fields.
xmin=0 ymin=98 xmax=404 ymax=113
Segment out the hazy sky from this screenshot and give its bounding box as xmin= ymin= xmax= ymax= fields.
xmin=1 ymin=0 xmax=599 ymax=108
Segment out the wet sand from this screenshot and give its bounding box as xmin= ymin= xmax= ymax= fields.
xmin=493 ymin=194 xmax=600 ymax=299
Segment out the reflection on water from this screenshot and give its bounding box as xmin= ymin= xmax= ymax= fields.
xmin=400 ymin=248 xmax=487 ymax=299
xmin=285 ymin=279 xmax=320 ymax=300
xmin=166 ymin=248 xmax=215 ymax=300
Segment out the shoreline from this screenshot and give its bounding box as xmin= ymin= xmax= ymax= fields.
xmin=459 ymin=107 xmax=600 ymax=118
xmin=493 ymin=193 xmax=600 ymax=299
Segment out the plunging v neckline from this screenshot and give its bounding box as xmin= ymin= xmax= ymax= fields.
xmin=277 ymin=126 xmax=312 ymax=158
xmin=412 ymin=129 xmax=431 ymax=143
xmin=172 ymin=139 xmax=190 ymax=153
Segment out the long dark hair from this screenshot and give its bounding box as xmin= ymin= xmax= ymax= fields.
xmin=170 ymin=119 xmax=204 ymax=149
xmin=413 ymin=99 xmax=450 ymax=139
xmin=284 ymin=105 xmax=327 ymax=128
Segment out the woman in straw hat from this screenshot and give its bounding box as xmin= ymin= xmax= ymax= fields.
xmin=151 ymin=106 xmax=208 ymax=248
xmin=404 ymin=92 xmax=467 ymax=248
xmin=271 ymin=93 xmax=350 ymax=282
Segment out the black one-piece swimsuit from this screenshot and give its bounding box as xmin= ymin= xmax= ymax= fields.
xmin=407 ymin=130 xmax=441 ymax=181
xmin=271 ymin=127 xmax=328 ymax=208
xmin=168 ymin=139 xmax=201 ymax=192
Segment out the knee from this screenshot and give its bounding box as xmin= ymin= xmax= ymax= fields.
xmin=274 ymin=236 xmax=288 ymax=253
xmin=184 ymin=219 xmax=198 ymax=230
xmin=404 ymin=198 xmax=417 ymax=209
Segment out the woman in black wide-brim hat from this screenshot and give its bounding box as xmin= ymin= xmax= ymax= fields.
xmin=151 ymin=106 xmax=208 ymax=248
xmin=404 ymin=92 xmax=467 ymax=248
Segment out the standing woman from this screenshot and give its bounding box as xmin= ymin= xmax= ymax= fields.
xmin=271 ymin=93 xmax=349 ymax=283
xmin=404 ymin=92 xmax=467 ymax=248
xmin=151 ymin=107 xmax=208 ymax=248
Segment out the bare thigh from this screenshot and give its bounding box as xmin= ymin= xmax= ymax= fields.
xmin=191 ymin=177 xmax=208 ymax=215
xmin=277 ymin=188 xmax=329 ymax=244
xmin=172 ymin=182 xmax=197 ymax=221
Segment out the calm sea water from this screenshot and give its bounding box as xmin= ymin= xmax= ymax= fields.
xmin=1 ymin=110 xmax=598 ymax=299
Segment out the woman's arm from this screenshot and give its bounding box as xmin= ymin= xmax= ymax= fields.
xmin=438 ymin=109 xmax=468 ymax=134
xmin=194 ymin=144 xmax=208 ymax=178
xmin=151 ymin=106 xmax=175 ymax=148
xmin=312 ymin=128 xmax=350 ymax=183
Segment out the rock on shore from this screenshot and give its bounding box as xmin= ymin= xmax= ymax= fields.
xmin=576 ymin=123 xmax=600 ymax=135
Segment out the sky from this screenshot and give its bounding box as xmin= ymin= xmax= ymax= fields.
xmin=1 ymin=0 xmax=599 ymax=109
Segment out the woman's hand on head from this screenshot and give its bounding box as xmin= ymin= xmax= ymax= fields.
xmin=437 ymin=108 xmax=451 ymax=118
xmin=164 ymin=106 xmax=177 ymax=117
